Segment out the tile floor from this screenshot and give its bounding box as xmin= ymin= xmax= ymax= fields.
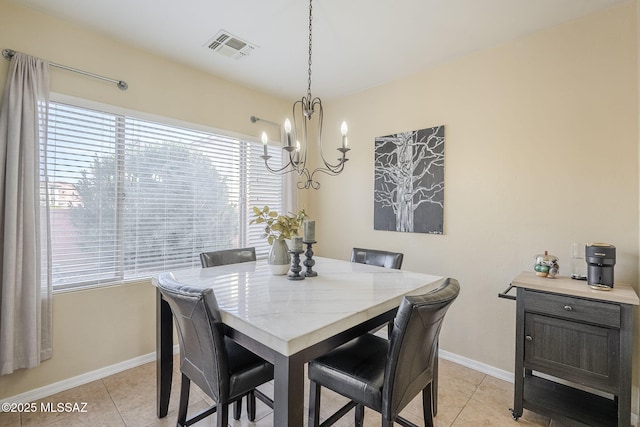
xmin=0 ymin=357 xmax=561 ymax=427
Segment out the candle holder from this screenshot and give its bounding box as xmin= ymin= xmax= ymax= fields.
xmin=288 ymin=250 xmax=305 ymax=281
xmin=302 ymin=240 xmax=318 ymax=277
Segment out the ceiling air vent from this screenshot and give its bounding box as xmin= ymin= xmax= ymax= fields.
xmin=205 ymin=30 xmax=257 ymax=60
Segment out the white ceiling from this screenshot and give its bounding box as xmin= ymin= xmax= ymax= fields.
xmin=9 ymin=0 xmax=628 ymax=100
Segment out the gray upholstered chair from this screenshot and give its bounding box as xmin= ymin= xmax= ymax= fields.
xmin=200 ymin=247 xmax=256 ymax=268
xmin=350 ymin=247 xmax=403 ymax=270
xmin=307 ymin=278 xmax=459 ymax=427
xmin=157 ymin=273 xmax=273 ymax=427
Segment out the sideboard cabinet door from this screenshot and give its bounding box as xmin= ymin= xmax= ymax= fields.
xmin=524 ymin=312 xmax=619 ymax=392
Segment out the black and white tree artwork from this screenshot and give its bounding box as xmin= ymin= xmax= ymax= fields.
xmin=374 ymin=125 xmax=444 ymax=234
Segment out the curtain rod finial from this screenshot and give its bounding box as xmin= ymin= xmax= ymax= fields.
xmin=2 ymin=49 xmax=15 ymax=61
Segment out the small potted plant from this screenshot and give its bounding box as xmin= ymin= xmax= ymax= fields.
xmin=250 ymin=206 xmax=306 ymax=274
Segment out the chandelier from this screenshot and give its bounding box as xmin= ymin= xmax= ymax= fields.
xmin=259 ymin=0 xmax=349 ymax=190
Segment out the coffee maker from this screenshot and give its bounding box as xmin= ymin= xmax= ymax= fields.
xmin=585 ymin=243 xmax=616 ymax=290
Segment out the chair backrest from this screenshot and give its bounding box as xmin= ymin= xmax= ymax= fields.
xmin=351 ymin=247 xmax=404 ymax=269
xmin=157 ymin=273 xmax=230 ymax=403
xmin=382 ymin=278 xmax=460 ymax=418
xmin=200 ymin=247 xmax=256 ymax=268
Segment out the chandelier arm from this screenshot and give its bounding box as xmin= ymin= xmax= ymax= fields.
xmin=262 ymin=158 xmax=296 ymax=175
xmin=319 ymin=152 xmax=349 ymax=173
xmin=292 ymin=98 xmax=308 ymax=171
xmin=262 ymin=149 xmax=304 ymax=175
xmin=309 ymin=161 xmax=348 ymax=179
xmin=312 ymin=98 xmax=350 ymax=172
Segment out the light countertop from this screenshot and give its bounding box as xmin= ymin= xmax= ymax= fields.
xmin=511 ymin=271 xmax=639 ymax=306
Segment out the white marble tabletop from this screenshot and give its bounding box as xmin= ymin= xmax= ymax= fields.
xmin=157 ymin=257 xmax=446 ymax=356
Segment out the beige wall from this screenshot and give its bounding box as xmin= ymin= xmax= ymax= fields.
xmin=1 ymin=0 xmax=639 ymax=415
xmin=0 ymin=282 xmax=155 ymax=399
xmin=312 ymin=0 xmax=640 ymax=411
xmin=0 ymin=0 xmax=290 ymax=399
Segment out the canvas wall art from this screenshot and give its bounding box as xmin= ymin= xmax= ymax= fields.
xmin=374 ymin=125 xmax=445 ymax=234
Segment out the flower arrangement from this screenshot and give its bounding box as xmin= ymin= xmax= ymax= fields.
xmin=250 ymin=206 xmax=307 ymax=245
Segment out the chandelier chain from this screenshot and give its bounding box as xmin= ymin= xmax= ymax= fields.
xmin=307 ymin=0 xmax=313 ymax=101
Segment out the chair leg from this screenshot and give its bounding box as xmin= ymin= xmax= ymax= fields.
xmin=177 ymin=374 xmax=191 ymax=427
xmin=355 ymin=403 xmax=364 ymax=427
xmin=247 ymin=390 xmax=257 ymax=421
xmin=308 ymin=380 xmax=321 ymax=427
xmin=233 ymin=398 xmax=241 ymax=420
xmin=423 ymin=382 xmax=434 ymax=427
xmin=217 ymin=403 xmax=229 ymax=427
xmin=433 ymin=342 xmax=439 ymax=416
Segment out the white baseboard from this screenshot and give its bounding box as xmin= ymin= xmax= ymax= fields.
xmin=438 ymin=349 xmax=514 ymax=383
xmin=0 ymin=345 xmax=179 ymax=405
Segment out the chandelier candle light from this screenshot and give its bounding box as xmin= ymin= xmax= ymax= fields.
xmin=259 ymin=0 xmax=350 ymax=190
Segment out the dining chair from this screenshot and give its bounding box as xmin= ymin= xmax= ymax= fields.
xmin=198 ymin=246 xmax=259 ymax=419
xmin=199 ymin=247 xmax=256 ymax=268
xmin=157 ymin=273 xmax=274 ymax=427
xmin=351 ymin=247 xmax=404 ymax=337
xmin=350 ymin=247 xmax=404 ymax=269
xmin=307 ymin=278 xmax=459 ymax=427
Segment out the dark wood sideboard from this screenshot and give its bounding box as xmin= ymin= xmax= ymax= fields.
xmin=508 ymin=272 xmax=639 ymax=427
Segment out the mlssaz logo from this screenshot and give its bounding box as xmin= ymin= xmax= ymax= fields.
xmin=40 ymin=402 xmax=88 ymax=413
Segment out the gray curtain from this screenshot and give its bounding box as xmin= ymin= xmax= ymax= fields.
xmin=0 ymin=52 xmax=51 ymax=375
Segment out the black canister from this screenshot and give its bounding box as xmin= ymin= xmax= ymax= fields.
xmin=585 ymin=243 xmax=616 ymax=290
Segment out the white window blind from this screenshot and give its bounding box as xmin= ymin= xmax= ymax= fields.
xmin=43 ymin=100 xmax=283 ymax=290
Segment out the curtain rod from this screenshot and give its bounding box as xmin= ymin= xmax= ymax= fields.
xmin=250 ymin=116 xmax=281 ymax=128
xmin=2 ymin=49 xmax=128 ymax=91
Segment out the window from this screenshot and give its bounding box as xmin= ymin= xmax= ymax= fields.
xmin=43 ymin=98 xmax=283 ymax=290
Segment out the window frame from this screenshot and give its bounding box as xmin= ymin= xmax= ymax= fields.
xmin=45 ymin=93 xmax=285 ymax=292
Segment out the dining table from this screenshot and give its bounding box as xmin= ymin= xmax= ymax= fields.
xmin=154 ymin=256 xmax=447 ymax=426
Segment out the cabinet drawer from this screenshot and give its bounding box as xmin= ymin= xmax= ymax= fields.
xmin=523 ymin=290 xmax=620 ymax=328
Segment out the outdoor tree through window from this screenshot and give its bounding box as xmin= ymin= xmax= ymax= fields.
xmin=44 ymin=99 xmax=283 ymax=290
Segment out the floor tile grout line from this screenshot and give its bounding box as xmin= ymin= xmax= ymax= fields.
xmin=100 ymin=378 xmax=128 ymax=427
xmin=448 ymin=373 xmax=487 ymax=426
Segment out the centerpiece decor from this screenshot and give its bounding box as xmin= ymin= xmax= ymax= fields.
xmin=301 ymin=219 xmax=317 ymax=277
xmin=250 ymin=206 xmax=307 ymax=275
